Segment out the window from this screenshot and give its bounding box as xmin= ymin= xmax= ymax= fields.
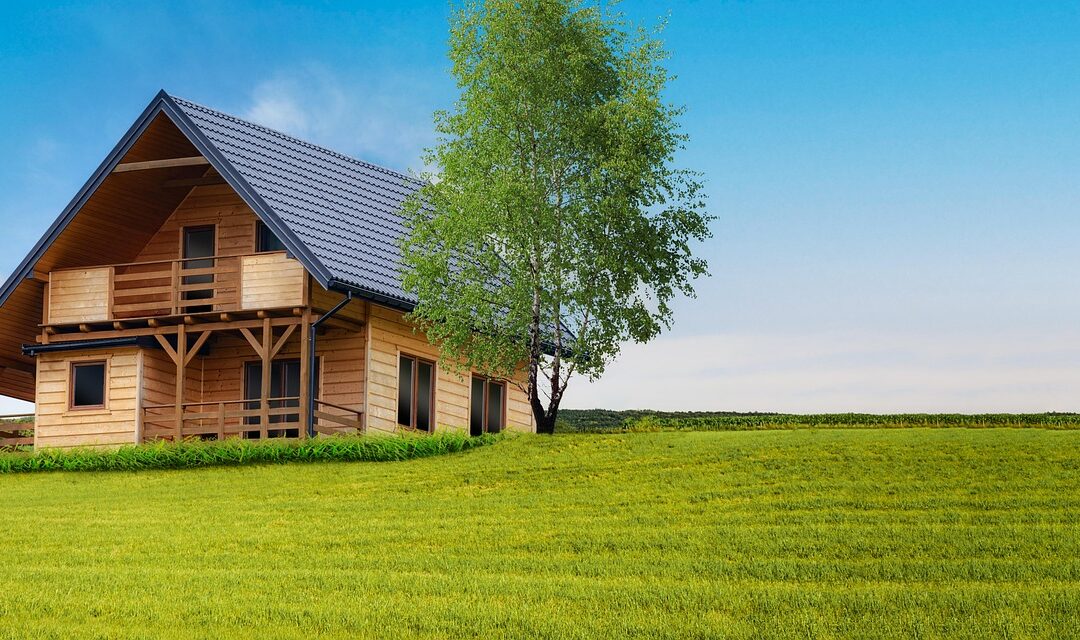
xmin=182 ymin=225 xmax=216 ymax=313
xmin=470 ymin=377 xmax=505 ymax=436
xmin=255 ymin=221 xmax=287 ymax=252
xmin=398 ymin=354 xmax=435 ymax=431
xmin=243 ymin=359 xmax=318 ymax=438
xmin=70 ymin=361 xmax=106 ymax=409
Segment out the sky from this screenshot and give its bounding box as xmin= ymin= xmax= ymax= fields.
xmin=2 ymin=1 xmax=1080 ymax=413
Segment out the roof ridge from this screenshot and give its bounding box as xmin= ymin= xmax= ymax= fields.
xmin=167 ymin=93 xmax=427 ymax=187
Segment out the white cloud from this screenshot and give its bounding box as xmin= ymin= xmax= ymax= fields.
xmin=563 ymin=329 xmax=1080 ymax=413
xmin=241 ymin=66 xmax=436 ymax=174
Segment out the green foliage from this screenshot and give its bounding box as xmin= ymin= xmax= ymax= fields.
xmin=0 ymin=432 xmax=497 ymax=474
xmin=401 ymin=0 xmax=711 ymax=427
xmin=0 ymin=430 xmax=1078 ymax=638
xmin=557 ymin=408 xmax=1080 ymax=432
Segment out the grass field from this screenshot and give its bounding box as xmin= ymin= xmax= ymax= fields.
xmin=1 ymin=428 xmax=1078 ymax=639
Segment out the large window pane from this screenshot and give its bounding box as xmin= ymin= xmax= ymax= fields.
xmin=470 ymin=377 xmax=485 ymax=436
xmin=256 ymin=221 xmax=287 ymax=252
xmin=397 ymin=355 xmax=414 ymax=427
xmin=486 ymin=381 xmax=504 ymax=434
xmin=71 ymin=362 xmax=105 ymax=407
xmin=416 ymin=361 xmax=433 ymax=431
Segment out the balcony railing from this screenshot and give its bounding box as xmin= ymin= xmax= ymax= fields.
xmin=47 ymin=251 xmax=305 ymax=325
xmin=141 ymin=398 xmax=363 ymax=441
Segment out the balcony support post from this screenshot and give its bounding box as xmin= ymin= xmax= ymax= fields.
xmin=299 ymin=308 xmax=312 ymax=437
xmin=175 ymin=324 xmax=186 ymax=441
xmin=260 ymin=317 xmax=271 ymax=438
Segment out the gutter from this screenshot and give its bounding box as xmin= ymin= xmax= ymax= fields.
xmin=307 ymin=291 xmax=353 ymax=437
xmin=22 ymin=336 xmax=161 ymax=357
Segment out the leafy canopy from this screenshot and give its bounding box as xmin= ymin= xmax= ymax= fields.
xmin=402 ymin=0 xmax=711 ymax=427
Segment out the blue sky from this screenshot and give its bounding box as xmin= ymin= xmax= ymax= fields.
xmin=2 ymin=1 xmax=1080 ymax=412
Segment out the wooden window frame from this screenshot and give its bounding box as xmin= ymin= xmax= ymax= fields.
xmin=254 ymin=220 xmax=287 ymax=253
xmin=68 ymin=359 xmax=108 ymax=411
xmin=470 ymin=375 xmax=506 ymax=434
xmin=397 ymin=353 xmax=436 ymax=432
xmin=179 ymin=224 xmax=217 ymax=260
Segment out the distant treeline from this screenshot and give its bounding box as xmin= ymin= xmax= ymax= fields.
xmin=555 ymin=409 xmax=1080 ymax=432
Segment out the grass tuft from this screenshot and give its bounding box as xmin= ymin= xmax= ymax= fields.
xmin=0 ymin=431 xmax=499 ymax=474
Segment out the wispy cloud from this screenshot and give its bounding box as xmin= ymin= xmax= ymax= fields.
xmin=564 ymin=329 xmax=1080 ymax=413
xmin=241 ymin=65 xmax=437 ymax=174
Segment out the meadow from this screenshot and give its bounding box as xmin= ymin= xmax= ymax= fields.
xmin=0 ymin=428 xmax=1078 ymax=638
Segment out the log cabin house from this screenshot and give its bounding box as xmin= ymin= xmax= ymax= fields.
xmin=0 ymin=91 xmax=534 ymax=449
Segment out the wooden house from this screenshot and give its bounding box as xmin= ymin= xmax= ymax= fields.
xmin=0 ymin=91 xmax=534 ymax=449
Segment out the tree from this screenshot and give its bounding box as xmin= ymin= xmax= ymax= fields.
xmin=401 ymin=0 xmax=712 ymax=434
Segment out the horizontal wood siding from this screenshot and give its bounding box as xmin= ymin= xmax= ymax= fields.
xmin=133 ymin=184 xmax=258 ymax=263
xmin=365 ymin=303 xmax=534 ymax=434
xmin=241 ymin=254 xmax=305 ymax=310
xmin=48 ymin=268 xmax=111 ymax=324
xmin=34 ymin=349 xmax=140 ymax=449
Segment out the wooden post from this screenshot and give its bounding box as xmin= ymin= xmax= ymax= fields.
xmin=260 ymin=317 xmax=271 ymax=438
xmin=171 ymin=260 xmax=180 ymax=316
xmin=175 ymin=324 xmax=186 ymax=441
xmin=217 ymin=401 xmax=225 ymax=440
xmin=299 ymin=309 xmax=311 ymax=437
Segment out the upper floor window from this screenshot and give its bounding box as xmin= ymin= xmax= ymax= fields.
xmin=256 ymin=220 xmax=287 ymax=253
xmin=398 ymin=354 xmax=435 ymax=432
xmin=70 ymin=361 xmax=106 ymax=409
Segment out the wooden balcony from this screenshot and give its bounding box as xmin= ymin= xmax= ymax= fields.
xmin=46 ymin=251 xmax=305 ymax=327
xmin=141 ymin=398 xmax=363 ymax=441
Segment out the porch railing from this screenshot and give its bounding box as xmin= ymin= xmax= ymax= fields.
xmin=0 ymin=414 xmax=34 ymax=449
xmin=48 ymin=251 xmax=305 ymax=324
xmin=141 ymin=397 xmax=363 ymax=441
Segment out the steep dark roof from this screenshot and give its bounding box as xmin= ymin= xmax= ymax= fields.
xmin=169 ymin=95 xmax=425 ymax=307
xmin=0 ymin=90 xmax=426 ymax=311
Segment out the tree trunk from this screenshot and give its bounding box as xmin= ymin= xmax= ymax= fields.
xmin=534 ymin=405 xmax=558 ymax=434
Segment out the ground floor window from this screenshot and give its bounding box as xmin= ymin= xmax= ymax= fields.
xmin=470 ymin=377 xmax=505 ymax=436
xmin=398 ymin=354 xmax=435 ymax=431
xmin=70 ymin=361 xmax=106 ymax=409
xmin=243 ymin=359 xmax=317 ymax=438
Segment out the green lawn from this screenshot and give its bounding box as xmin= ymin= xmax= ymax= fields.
xmin=1 ymin=429 xmax=1078 ymax=639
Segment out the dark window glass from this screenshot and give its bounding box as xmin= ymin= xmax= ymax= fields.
xmin=397 ymin=355 xmax=414 ymax=427
xmin=486 ymin=381 xmax=504 ymax=433
xmin=72 ymin=362 xmax=105 ymax=407
xmin=416 ymin=361 xmax=433 ymax=432
xmin=182 ymin=226 xmax=215 ymax=312
xmin=471 ymin=377 xmax=505 ymax=434
xmin=256 ymin=221 xmax=287 ymax=252
xmin=244 ymin=359 xmax=315 ymax=437
xmin=470 ymin=377 xmax=485 ymax=436
xmin=398 ymin=355 xmax=436 ymax=430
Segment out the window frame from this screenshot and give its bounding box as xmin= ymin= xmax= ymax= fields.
xmin=255 ymin=220 xmax=287 ymax=253
xmin=397 ymin=353 xmax=436 ymax=432
xmin=470 ymin=375 xmax=506 ymax=435
xmin=68 ymin=360 xmax=108 ymax=411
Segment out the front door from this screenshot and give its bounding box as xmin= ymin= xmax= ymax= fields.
xmin=182 ymin=226 xmax=215 ymax=312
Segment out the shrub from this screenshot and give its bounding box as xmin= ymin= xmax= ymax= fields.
xmin=0 ymin=432 xmax=499 ymax=474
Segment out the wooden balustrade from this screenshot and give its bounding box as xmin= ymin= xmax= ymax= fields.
xmin=47 ymin=251 xmax=305 ymax=325
xmin=142 ymin=397 xmax=363 ymax=441
xmin=0 ymin=414 xmax=34 ymax=448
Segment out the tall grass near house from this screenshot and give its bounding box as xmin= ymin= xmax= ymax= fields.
xmin=0 ymin=432 xmax=497 ymax=473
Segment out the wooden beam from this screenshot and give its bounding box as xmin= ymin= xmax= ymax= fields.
xmin=78 ymin=324 xmax=91 ymax=333
xmin=113 ymin=321 xmax=127 ymax=330
xmin=175 ymin=325 xmax=187 ymax=441
xmin=154 ymin=334 xmax=179 ymax=366
xmin=299 ymin=309 xmax=312 ymax=437
xmin=238 ymin=327 xmax=265 ymax=358
xmin=260 ymin=318 xmax=272 ymax=437
xmin=27 ymin=271 xmax=49 ymax=283
xmin=161 ymin=175 xmax=227 ymax=188
xmin=45 ymin=315 xmax=304 ymax=343
xmin=269 ymin=324 xmax=296 ymax=360
xmin=183 ymin=331 xmax=212 ymax=368
xmin=113 ymin=156 xmax=209 ymax=173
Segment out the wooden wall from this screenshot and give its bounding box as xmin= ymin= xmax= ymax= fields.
xmin=47 ymin=268 xmax=110 ymax=324
xmin=240 ymin=254 xmax=305 ymax=310
xmin=364 ymin=303 xmax=534 ymax=433
xmin=34 ymin=349 xmax=141 ymax=449
xmin=133 ymin=183 xmax=258 ymax=263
